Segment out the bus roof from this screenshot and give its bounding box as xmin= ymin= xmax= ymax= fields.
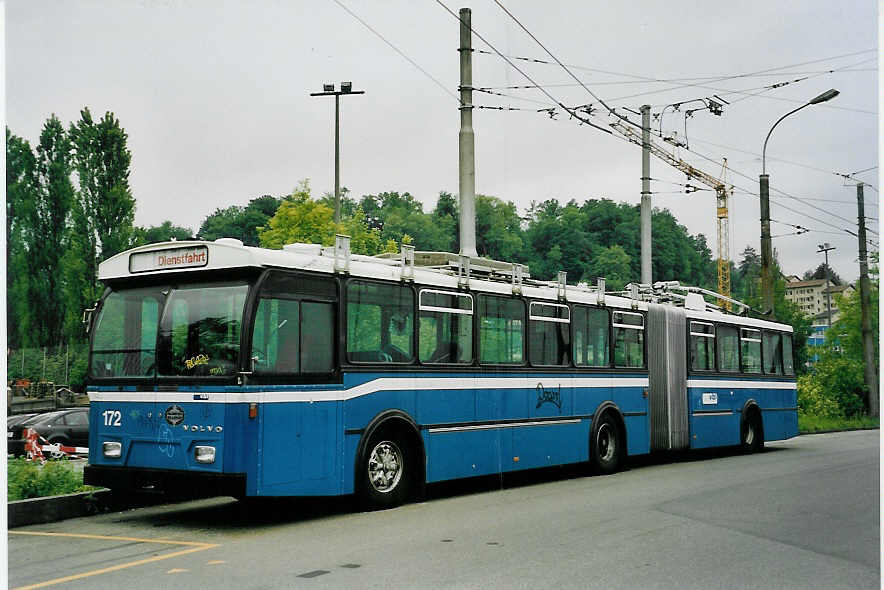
xmin=98 ymin=238 xmax=792 ymax=332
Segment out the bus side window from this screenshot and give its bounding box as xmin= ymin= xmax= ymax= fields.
xmin=782 ymin=333 xmax=795 ymax=375
xmin=740 ymin=328 xmax=762 ymax=374
xmin=418 ymin=290 xmax=473 ymax=364
xmin=251 ymin=273 xmax=336 ymax=376
xmin=763 ymin=331 xmax=783 ymax=375
xmin=347 ymin=281 xmax=414 ymax=364
xmin=716 ymin=325 xmax=739 ymax=372
xmin=529 ymin=302 xmax=570 ymax=366
xmin=573 ymin=306 xmax=609 ymax=367
xmin=478 ymin=295 xmax=525 ymax=365
xmin=613 ymin=311 xmax=644 ymax=368
xmin=689 ymin=321 xmax=715 ymax=371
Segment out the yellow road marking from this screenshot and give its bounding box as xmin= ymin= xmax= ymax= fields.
xmin=9 ymin=531 xmax=219 ymax=590
xmin=207 ymin=560 xmax=226 ymax=565
xmin=166 ymin=568 xmax=189 ymax=574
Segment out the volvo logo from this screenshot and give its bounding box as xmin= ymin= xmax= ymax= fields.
xmin=165 ymin=405 xmax=185 ymax=426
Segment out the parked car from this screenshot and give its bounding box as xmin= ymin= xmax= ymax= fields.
xmin=7 ymin=408 xmax=90 ymax=459
xmin=7 ymin=413 xmax=36 ymax=429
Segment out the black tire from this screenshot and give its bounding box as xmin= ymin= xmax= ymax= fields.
xmin=590 ymin=413 xmax=623 ymax=475
xmin=359 ymin=432 xmax=412 ymax=510
xmin=741 ymin=411 xmax=764 ymax=454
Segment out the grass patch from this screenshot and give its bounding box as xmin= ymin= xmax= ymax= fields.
xmin=799 ymin=414 xmax=879 ymax=434
xmin=7 ymin=458 xmax=94 ymax=501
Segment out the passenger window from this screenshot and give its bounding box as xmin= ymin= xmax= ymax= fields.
xmin=251 ymin=274 xmax=336 ymax=375
xmin=740 ymin=328 xmax=762 ymax=373
xmin=479 ymin=295 xmax=525 ymax=364
xmin=763 ymin=331 xmax=784 ymax=375
xmin=613 ymin=311 xmax=644 ymax=368
xmin=529 ymin=302 xmax=570 ymax=366
xmin=419 ymin=290 xmax=473 ymax=364
xmin=573 ymin=306 xmax=609 ymax=367
xmin=782 ymin=333 xmax=795 ymax=375
xmin=347 ymin=281 xmax=414 ymax=363
xmin=717 ymin=325 xmax=739 ymax=372
xmin=690 ymin=321 xmax=715 ymax=371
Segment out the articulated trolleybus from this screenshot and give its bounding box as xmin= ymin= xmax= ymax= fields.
xmin=85 ymin=237 xmax=797 ymax=508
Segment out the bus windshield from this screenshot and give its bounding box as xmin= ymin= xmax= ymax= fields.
xmin=90 ymin=281 xmax=249 ymax=379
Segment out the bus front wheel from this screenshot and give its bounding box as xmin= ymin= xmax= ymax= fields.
xmin=360 ymin=434 xmax=411 ymax=510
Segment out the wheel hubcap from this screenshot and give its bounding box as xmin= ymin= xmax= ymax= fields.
xmin=745 ymin=422 xmax=755 ymax=445
xmin=598 ymin=423 xmax=616 ymax=462
xmin=367 ymin=441 xmax=403 ymax=493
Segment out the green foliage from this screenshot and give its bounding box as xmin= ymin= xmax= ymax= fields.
xmin=797 ymin=374 xmax=844 ymax=418
xmin=133 ymin=221 xmax=194 ymax=245
xmin=476 ymin=194 xmax=524 ymax=261
xmin=802 ymin=262 xmax=843 ymax=286
xmin=197 ymin=194 xmax=282 ymax=246
xmin=259 ymin=181 xmax=382 ymax=255
xmin=798 ymin=414 xmax=878 ymax=433
xmin=7 ymin=343 xmax=90 ymax=389
xmin=588 ymin=245 xmax=632 ymax=291
xmin=828 ymin=282 xmax=879 ymax=363
xmin=804 ymin=351 xmax=866 ymax=417
xmin=6 ymin=128 xmax=38 ymax=348
xmin=7 ymin=458 xmax=92 ymax=501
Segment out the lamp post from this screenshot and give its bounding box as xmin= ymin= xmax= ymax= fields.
xmin=817 ymin=242 xmax=836 ymax=328
xmin=759 ymin=88 xmax=839 ymax=314
xmin=311 ymin=82 xmax=365 ymax=224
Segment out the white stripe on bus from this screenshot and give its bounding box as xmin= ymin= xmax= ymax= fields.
xmin=89 ymin=375 xmax=650 ymax=404
xmin=686 ymin=379 xmax=796 ymax=390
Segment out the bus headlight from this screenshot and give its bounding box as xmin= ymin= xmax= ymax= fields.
xmin=102 ymin=441 xmax=122 ymax=458
xmin=194 ymin=446 xmax=216 ymax=464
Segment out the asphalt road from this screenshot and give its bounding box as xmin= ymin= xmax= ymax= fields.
xmin=8 ymin=430 xmax=880 ymax=590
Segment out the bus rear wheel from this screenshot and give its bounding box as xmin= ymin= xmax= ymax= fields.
xmin=741 ymin=411 xmax=764 ymax=454
xmin=591 ymin=413 xmax=623 ymax=475
xmin=360 ymin=434 xmax=411 ymax=510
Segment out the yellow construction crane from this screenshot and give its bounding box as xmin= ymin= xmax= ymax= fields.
xmin=610 ymin=121 xmax=734 ymax=309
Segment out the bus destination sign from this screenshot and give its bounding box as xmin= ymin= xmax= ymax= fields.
xmin=129 ymin=245 xmax=209 ymax=273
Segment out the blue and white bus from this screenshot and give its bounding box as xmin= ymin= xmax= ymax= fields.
xmin=84 ymin=237 xmax=797 ymax=508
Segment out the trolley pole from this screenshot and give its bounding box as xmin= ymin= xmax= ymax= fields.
xmin=855 ymin=183 xmax=878 ymax=416
xmin=458 ymin=7 xmax=478 ymax=257
xmin=640 ymin=105 xmax=652 ymax=284
xmin=310 ymin=82 xmax=365 ymax=224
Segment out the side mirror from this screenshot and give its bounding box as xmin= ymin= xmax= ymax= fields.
xmin=82 ymin=305 xmax=97 ymax=333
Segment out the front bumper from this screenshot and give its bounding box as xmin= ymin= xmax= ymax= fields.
xmin=84 ymin=464 xmax=246 ymax=498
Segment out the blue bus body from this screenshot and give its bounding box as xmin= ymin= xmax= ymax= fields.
xmin=84 ymin=240 xmax=797 ymax=503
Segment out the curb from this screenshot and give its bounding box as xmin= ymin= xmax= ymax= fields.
xmin=7 ymin=489 xmax=163 ymax=528
xmin=799 ymin=426 xmax=880 ymax=435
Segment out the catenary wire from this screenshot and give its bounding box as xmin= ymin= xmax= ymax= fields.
xmin=333 ymin=0 xmax=462 ymax=104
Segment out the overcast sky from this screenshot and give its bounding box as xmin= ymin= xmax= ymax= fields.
xmin=6 ymin=0 xmax=879 ymax=283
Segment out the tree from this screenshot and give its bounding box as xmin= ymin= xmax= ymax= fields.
xmin=475 ymin=194 xmax=524 ymax=261
xmin=32 ymin=115 xmax=75 ymax=345
xmin=133 ymin=221 xmax=194 ymax=245
xmin=197 ymin=194 xmax=282 ymax=246
xmin=587 ymin=245 xmax=632 ymax=291
xmin=6 ymin=128 xmax=37 ymax=348
xmin=69 ymin=108 xmax=135 ymax=260
xmin=66 ymin=108 xmax=136 ymax=340
xmin=259 ymin=180 xmax=335 ymax=249
xmin=802 ymin=262 xmax=843 ymax=286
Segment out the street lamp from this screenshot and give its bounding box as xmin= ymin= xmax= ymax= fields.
xmin=817 ymin=242 xmax=836 ymax=328
xmin=759 ymin=88 xmax=839 ymax=314
xmin=310 ymin=82 xmax=365 ymax=224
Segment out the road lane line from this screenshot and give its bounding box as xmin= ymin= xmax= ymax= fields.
xmin=9 ymin=531 xmax=219 ymax=590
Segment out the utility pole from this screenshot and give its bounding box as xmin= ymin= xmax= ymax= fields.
xmin=311 ymin=82 xmax=365 ymax=224
xmin=855 ymin=183 xmax=878 ymax=416
xmin=817 ymin=242 xmax=836 ymax=327
xmin=458 ymin=7 xmax=478 ymax=257
xmin=759 ymin=173 xmax=774 ymax=314
xmin=640 ymin=105 xmax=651 ymax=284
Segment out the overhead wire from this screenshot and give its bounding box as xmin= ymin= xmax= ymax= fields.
xmin=487 ymin=1 xmax=877 ymax=240
xmin=332 ymin=0 xmax=461 ymax=104
xmin=433 ymin=0 xmax=614 ymax=135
